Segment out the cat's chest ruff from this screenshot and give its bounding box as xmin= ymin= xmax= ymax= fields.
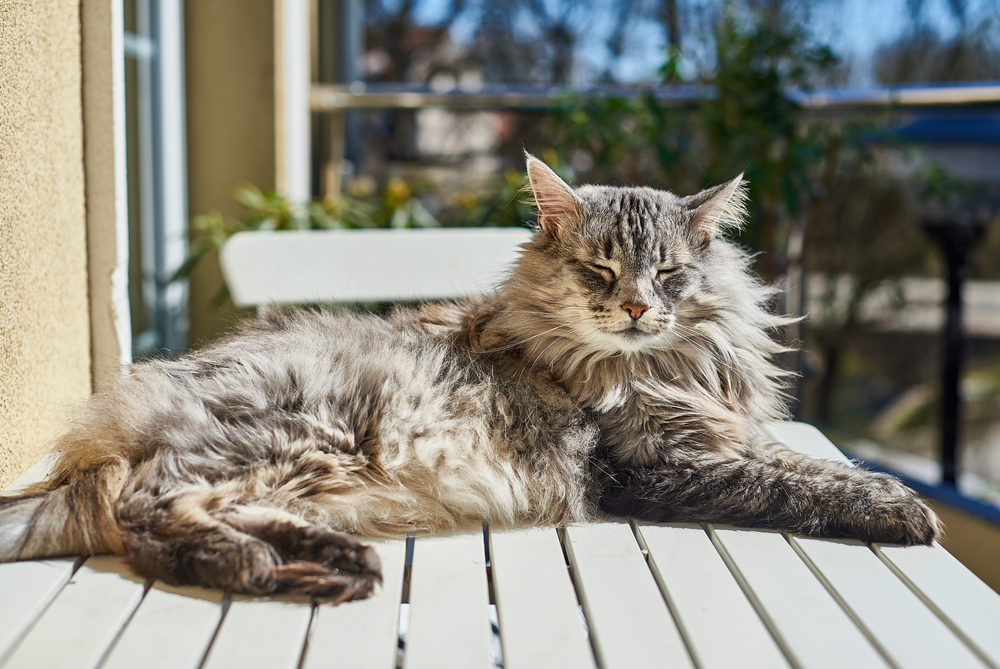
xmin=590 ymin=383 xmax=632 ymax=413
xmin=582 ymin=371 xmax=723 ymax=464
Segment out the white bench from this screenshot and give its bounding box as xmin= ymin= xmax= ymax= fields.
xmin=218 ymin=228 xmax=533 ymax=306
xmin=2 ymin=229 xmax=998 ymax=669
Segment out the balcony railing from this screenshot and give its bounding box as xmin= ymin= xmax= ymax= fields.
xmin=309 ymin=80 xmax=1000 ymax=112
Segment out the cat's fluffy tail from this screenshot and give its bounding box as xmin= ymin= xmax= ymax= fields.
xmin=0 ymin=465 xmax=127 ymax=562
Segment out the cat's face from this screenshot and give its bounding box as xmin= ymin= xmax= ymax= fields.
xmin=511 ymin=156 xmax=746 ymax=357
xmin=555 ymin=188 xmax=703 ymax=353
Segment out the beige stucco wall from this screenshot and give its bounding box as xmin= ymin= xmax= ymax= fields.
xmin=0 ymin=1 xmax=93 ymax=487
xmin=185 ymin=0 xmax=276 ymax=346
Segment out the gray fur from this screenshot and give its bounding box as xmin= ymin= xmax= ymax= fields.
xmin=0 ymin=496 xmax=43 ymax=561
xmin=0 ymin=158 xmax=941 ymax=600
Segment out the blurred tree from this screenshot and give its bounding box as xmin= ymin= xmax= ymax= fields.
xmin=362 ymin=0 xmax=469 ymax=82
xmin=550 ymin=4 xmax=840 ymax=280
xmin=359 ymin=0 xmax=723 ymax=86
xmin=873 ymin=0 xmax=1000 ymax=83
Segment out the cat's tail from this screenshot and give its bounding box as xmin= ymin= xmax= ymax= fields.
xmin=0 ymin=462 xmax=127 ymax=562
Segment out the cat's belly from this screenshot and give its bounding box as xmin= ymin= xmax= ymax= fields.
xmin=297 ymin=398 xmax=589 ymax=536
xmin=375 ymin=380 xmax=564 ymax=530
xmin=323 ymin=346 xmax=595 ymax=533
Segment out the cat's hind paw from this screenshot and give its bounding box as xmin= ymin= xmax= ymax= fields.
xmin=269 ymin=526 xmax=383 ymax=602
xmin=272 ymin=557 xmax=381 ymax=602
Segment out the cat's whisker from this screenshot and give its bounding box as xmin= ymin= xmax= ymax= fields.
xmin=660 ymin=332 xmax=751 ymax=388
xmin=530 ymin=333 xmax=584 ymax=376
xmin=502 ymin=278 xmax=592 ymax=310
xmin=548 ymin=339 xmax=580 ymax=370
xmin=529 ymin=335 xmax=568 ymax=375
xmin=475 ymin=316 xmax=598 ymax=354
xmin=454 ymin=298 xmax=562 ymax=317
xmin=671 ymin=323 xmax=742 ymax=371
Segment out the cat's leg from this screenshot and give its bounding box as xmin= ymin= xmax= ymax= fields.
xmin=596 ymin=446 xmax=942 ymax=545
xmin=119 ymin=493 xmax=382 ymax=602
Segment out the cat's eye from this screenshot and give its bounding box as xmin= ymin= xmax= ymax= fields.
xmin=657 ymin=267 xmax=680 ymax=278
xmin=589 ymin=264 xmax=616 ymax=282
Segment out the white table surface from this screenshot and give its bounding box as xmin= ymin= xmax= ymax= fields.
xmin=2 ymin=421 xmax=998 ymax=669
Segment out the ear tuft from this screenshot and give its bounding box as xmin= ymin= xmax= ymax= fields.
xmin=524 ymin=152 xmax=580 ymax=238
xmin=687 ymin=174 xmax=748 ymax=242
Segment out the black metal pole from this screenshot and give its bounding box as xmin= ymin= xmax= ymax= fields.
xmin=940 ymin=241 xmax=966 ymax=486
xmin=923 ymin=217 xmax=986 ymax=487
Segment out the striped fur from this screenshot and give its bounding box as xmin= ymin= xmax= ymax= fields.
xmin=0 ymin=158 xmax=941 ymax=600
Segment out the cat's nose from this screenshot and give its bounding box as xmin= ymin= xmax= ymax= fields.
xmin=622 ymin=303 xmax=650 ymax=320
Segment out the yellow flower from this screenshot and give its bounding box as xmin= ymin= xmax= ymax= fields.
xmin=346 ymin=175 xmax=377 ymax=199
xmin=456 ymin=191 xmax=478 ymax=210
xmin=384 ymin=177 xmax=411 ymax=208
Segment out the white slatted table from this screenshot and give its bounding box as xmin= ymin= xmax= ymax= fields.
xmin=2 ymin=421 xmax=999 ymax=669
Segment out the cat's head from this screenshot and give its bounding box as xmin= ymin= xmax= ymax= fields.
xmin=504 ymin=154 xmax=755 ymax=360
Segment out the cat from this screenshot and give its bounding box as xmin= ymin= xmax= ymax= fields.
xmin=0 ymin=155 xmax=941 ymax=603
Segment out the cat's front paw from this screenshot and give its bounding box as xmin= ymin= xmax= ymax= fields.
xmin=842 ymin=473 xmax=943 ymax=546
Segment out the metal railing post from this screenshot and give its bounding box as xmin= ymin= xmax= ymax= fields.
xmin=923 ymin=215 xmax=987 ymax=486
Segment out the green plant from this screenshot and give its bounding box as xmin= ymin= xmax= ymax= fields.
xmin=449 ymin=168 xmax=537 ymax=229
xmin=173 ymin=178 xmax=443 ymax=303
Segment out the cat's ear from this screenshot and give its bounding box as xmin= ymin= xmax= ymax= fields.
xmin=686 ymin=174 xmax=748 ymax=242
xmin=525 ymin=153 xmax=580 ymax=238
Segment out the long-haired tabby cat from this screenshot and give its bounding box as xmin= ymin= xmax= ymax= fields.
xmin=0 ymin=156 xmax=940 ymax=603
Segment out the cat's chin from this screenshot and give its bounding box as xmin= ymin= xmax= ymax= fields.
xmin=615 ymin=328 xmax=651 ymax=340
xmin=594 ymin=327 xmax=663 ymax=354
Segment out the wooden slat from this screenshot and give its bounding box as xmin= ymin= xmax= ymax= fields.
xmin=564 ymin=522 xmax=693 ymax=669
xmin=3 ymin=556 xmax=147 ymax=669
xmin=637 ymin=523 xmax=788 ymax=669
xmin=490 ymin=526 xmax=595 ymax=669
xmin=876 ymin=543 xmax=1000 ymax=667
xmin=791 ymin=536 xmax=987 ymax=669
xmin=0 ymin=558 xmax=77 ymax=663
xmin=405 ymin=531 xmax=493 ymax=669
xmin=201 ymin=598 xmax=313 ymax=669
xmin=220 ymin=227 xmax=533 ymax=307
xmin=101 ymin=582 xmax=225 ymax=669
xmin=302 ymin=539 xmax=408 ymax=669
xmin=763 ymin=421 xmax=851 ymax=464
xmin=713 ymin=528 xmax=891 ymax=669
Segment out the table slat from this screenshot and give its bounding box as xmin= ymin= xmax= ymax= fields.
xmin=638 ymin=523 xmax=789 ymax=669
xmin=0 ymin=558 xmax=77 ymax=663
xmin=792 ymin=536 xmax=987 ymax=669
xmin=201 ymin=599 xmax=313 ymax=669
xmin=3 ymin=556 xmax=147 ymax=669
xmin=101 ymin=582 xmax=225 ymax=669
xmin=876 ymin=543 xmax=1000 ymax=667
xmin=302 ymin=539 xmax=408 ymax=669
xmin=763 ymin=421 xmax=851 ymax=463
xmin=713 ymin=528 xmax=891 ymax=669
xmin=490 ymin=526 xmax=596 ymax=669
xmin=564 ymin=522 xmax=693 ymax=669
xmin=405 ymin=532 xmax=493 ymax=669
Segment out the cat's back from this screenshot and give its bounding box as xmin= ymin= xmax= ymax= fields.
xmin=163 ymin=307 xmax=478 ymax=414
